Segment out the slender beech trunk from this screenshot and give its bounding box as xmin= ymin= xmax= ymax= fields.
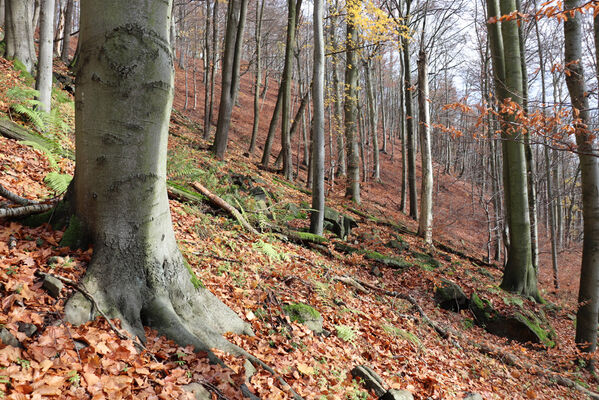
xmin=248 ymin=0 xmax=265 ymax=156
xmin=344 ymin=0 xmax=361 ymax=203
xmin=35 ymin=0 xmax=54 ymax=113
xmin=5 ymin=0 xmax=36 ymax=74
xmin=0 ymin=0 xmax=4 ymax=32
xmin=280 ymin=0 xmax=301 ymax=180
xmin=213 ymin=0 xmax=248 ymax=159
xmin=487 ymin=0 xmax=538 ymax=300
xmin=66 ymin=0 xmax=252 ymax=357
xmin=364 ymin=58 xmax=380 ymax=181
xmin=206 ymin=0 xmax=219 ymax=136
xmin=417 ymin=49 xmax=433 ymax=244
xmin=400 ymin=60 xmax=408 ymax=212
xmin=310 ymin=0 xmax=324 ymax=235
xmin=564 ymin=0 xmax=599 ymax=359
xmin=402 ymin=36 xmax=417 ymax=219
xmin=330 ymin=0 xmax=346 ymax=177
xmin=203 ymin=0 xmax=212 ymax=138
xmin=60 ymin=0 xmax=73 ymax=63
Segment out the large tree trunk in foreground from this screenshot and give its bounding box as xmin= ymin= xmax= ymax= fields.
xmin=4 ymin=0 xmax=36 ymax=74
xmin=35 ymin=0 xmax=54 ymax=113
xmin=564 ymin=0 xmax=599 ymax=359
xmin=64 ymin=0 xmax=252 ymax=357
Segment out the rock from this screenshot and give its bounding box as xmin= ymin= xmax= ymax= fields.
xmin=463 ymin=393 xmax=483 ymax=400
xmin=412 ymin=251 xmax=441 ymax=270
xmin=358 ymin=232 xmax=377 ymax=243
xmin=249 ymin=186 xmax=268 ymax=203
xmin=350 ymin=365 xmax=387 ymax=397
xmin=379 ymin=389 xmax=414 ymax=400
xmin=0 ymin=327 xmax=21 ymax=348
xmin=17 ymin=322 xmax=37 ymax=337
xmin=434 ymin=279 xmax=468 ymax=312
xmin=74 ymin=340 xmax=88 ymax=351
xmin=42 ymin=274 xmax=64 ymax=298
xmin=386 ymin=239 xmax=409 ymax=252
xmin=282 ymin=303 xmax=323 ymax=334
xmin=182 ymin=383 xmax=211 ymax=400
xmin=370 ymin=265 xmax=383 ymax=278
xmin=323 ymin=207 xmax=358 ymax=240
xmin=470 ymin=292 xmax=556 ymax=347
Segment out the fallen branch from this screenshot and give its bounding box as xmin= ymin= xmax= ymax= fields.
xmin=191 ymin=182 xmax=259 ymax=235
xmin=0 ymin=183 xmax=39 ymax=205
xmin=332 ymin=275 xmax=599 ymax=399
xmin=0 ymin=203 xmax=55 ymax=218
xmin=167 ymin=184 xmax=205 ymax=205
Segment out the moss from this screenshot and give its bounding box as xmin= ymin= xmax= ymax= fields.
xmin=184 ymin=259 xmax=204 ymax=289
xmin=22 ymin=200 xmax=71 ymax=230
xmin=283 ymin=303 xmax=321 ymax=322
xmin=60 ymin=215 xmax=89 ymax=249
xmin=293 ymin=231 xmax=327 ymax=244
xmin=470 ymin=292 xmax=494 ymax=321
xmin=0 ymin=41 xmax=5 ymax=57
xmin=515 ymin=311 xmax=556 ymax=348
xmin=12 ymin=59 xmax=35 ymax=86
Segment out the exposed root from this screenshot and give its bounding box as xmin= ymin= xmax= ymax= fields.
xmin=0 ymin=202 xmax=56 ymax=218
xmin=0 ymin=183 xmax=41 ymax=205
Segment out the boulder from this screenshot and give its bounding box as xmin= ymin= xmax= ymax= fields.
xmin=350 ymin=365 xmax=387 ymax=397
xmin=435 ymin=279 xmax=468 ymax=312
xmin=17 ymin=322 xmax=37 ymax=338
xmin=182 ymin=383 xmax=211 ymax=400
xmin=379 ymin=389 xmax=414 ymax=400
xmin=282 ymin=303 xmax=323 ymax=334
xmin=470 ymin=292 xmax=556 ymax=347
xmin=386 ymin=238 xmax=409 ymax=252
xmin=42 ymin=274 xmax=63 ymax=298
xmin=323 ymin=207 xmax=358 ymax=240
xmin=0 ymin=328 xmax=21 ymax=348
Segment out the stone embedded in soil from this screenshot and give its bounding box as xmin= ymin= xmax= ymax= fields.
xmin=42 ymin=274 xmax=64 ymax=298
xmin=379 ymin=389 xmax=415 ymax=400
xmin=350 ymin=365 xmax=387 ymax=397
xmin=434 ymin=279 xmax=469 ymax=312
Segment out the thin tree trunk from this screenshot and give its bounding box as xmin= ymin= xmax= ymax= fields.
xmin=60 ymin=0 xmax=73 ymax=63
xmin=207 ymin=0 xmax=219 ymax=135
xmin=35 ymin=0 xmax=54 ymax=113
xmin=330 ymin=0 xmax=345 ymax=178
xmin=417 ymin=49 xmax=433 ymax=244
xmin=364 ymin=59 xmax=380 ymax=181
xmin=402 ymin=36 xmax=417 ymax=219
xmin=248 ymin=0 xmax=265 ymax=156
xmin=310 ymin=0 xmax=324 ymax=235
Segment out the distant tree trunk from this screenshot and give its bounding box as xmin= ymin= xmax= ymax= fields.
xmin=364 ymin=58 xmax=380 ymax=181
xmin=399 ymin=62 xmax=408 ymax=212
xmin=344 ymin=0 xmax=361 ymax=203
xmin=170 ymin=1 xmax=176 ymax=53
xmin=564 ymin=0 xmax=599 ymax=361
xmin=53 ymin=0 xmax=64 ymax=55
xmin=487 ymin=0 xmax=538 ymax=300
xmin=274 ymin=89 xmax=310 ymax=167
xmin=206 ymin=0 xmax=219 ymax=136
xmin=402 ymin=36 xmax=417 ymax=219
xmin=261 ymin=89 xmax=283 ymax=167
xmin=60 ymin=0 xmax=73 ymax=63
xmin=417 ymin=49 xmax=433 ymax=244
xmin=330 ymin=0 xmax=345 ymax=178
xmin=310 ymin=0 xmax=324 ymax=235
xmin=31 ymin=0 xmax=40 ymax=32
xmin=248 ymin=0 xmax=265 ymax=156
xmin=35 ymin=0 xmax=54 ymax=113
xmin=5 ymin=0 xmax=36 ymax=74
xmin=0 ymin=0 xmax=5 ymax=32
xmin=212 ymin=0 xmax=248 ymax=159
xmin=202 ymin=0 xmax=212 ymax=138
xmin=280 ymin=0 xmax=301 ymax=180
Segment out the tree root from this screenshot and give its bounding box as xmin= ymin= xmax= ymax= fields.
xmin=0 ymin=183 xmax=40 ymax=205
xmin=191 ymin=182 xmax=259 ymax=235
xmin=0 ymin=202 xmax=56 ymax=218
xmin=332 ymin=275 xmax=599 ymax=399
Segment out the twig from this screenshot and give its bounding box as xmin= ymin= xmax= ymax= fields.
xmin=191 ymin=182 xmax=259 ymax=235
xmin=0 ymin=203 xmax=55 ymax=218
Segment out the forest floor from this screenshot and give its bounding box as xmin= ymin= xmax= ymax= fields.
xmin=0 ymin=54 xmax=591 ymax=400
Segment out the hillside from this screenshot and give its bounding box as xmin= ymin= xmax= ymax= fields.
xmin=0 ymin=53 xmax=592 ymax=400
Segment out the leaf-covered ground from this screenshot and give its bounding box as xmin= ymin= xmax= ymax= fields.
xmin=0 ymin=56 xmax=592 ymax=399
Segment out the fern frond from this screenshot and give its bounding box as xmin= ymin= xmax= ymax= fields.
xmin=44 ymin=172 xmax=72 ymax=194
xmin=11 ymin=103 xmax=46 ymax=131
xmin=6 ymin=87 xmax=40 ymax=102
xmin=19 ymin=140 xmax=58 ymax=170
xmin=334 ymin=325 xmax=357 ymax=343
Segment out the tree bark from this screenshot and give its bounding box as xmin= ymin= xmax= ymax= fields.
xmin=60 ymin=0 xmax=74 ymax=64
xmin=35 ymin=0 xmax=54 ymax=113
xmin=0 ymin=0 xmax=5 ymax=33
xmin=212 ymin=0 xmax=248 ymax=159
xmin=364 ymin=58 xmax=380 ymax=181
xmin=564 ymin=0 xmax=599 ymax=359
xmin=417 ymin=49 xmax=433 ymax=244
xmin=402 ymin=35 xmax=418 ymax=220
xmin=330 ymin=0 xmax=346 ymax=178
xmin=248 ymin=0 xmax=265 ymax=156
xmin=5 ymin=0 xmax=36 ymax=74
xmin=310 ymin=0 xmax=324 ymax=235
xmin=344 ymin=0 xmax=361 ymax=203
xmin=65 ymin=0 xmax=252 ymax=357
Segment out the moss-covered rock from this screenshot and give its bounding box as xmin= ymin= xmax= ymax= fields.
xmin=469 ymin=292 xmax=556 ymax=347
xmin=282 ymin=303 xmax=323 ymax=333
xmin=323 ymin=207 xmax=358 ymax=240
xmin=434 ymin=279 xmax=468 ymax=312
xmin=386 ymin=237 xmax=409 ymax=252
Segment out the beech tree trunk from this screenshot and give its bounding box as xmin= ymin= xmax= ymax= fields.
xmin=330 ymin=0 xmax=346 ymax=177
xmin=248 ymin=0 xmax=265 ymax=156
xmin=344 ymin=0 xmax=360 ymax=204
xmin=310 ymin=0 xmax=324 ymax=235
xmin=65 ymin=0 xmax=252 ymax=357
xmin=417 ymin=49 xmax=433 ymax=244
xmin=35 ymin=0 xmax=54 ymax=113
xmin=213 ymin=0 xmax=248 ymax=159
xmin=402 ymin=36 xmax=418 ymax=220
xmin=0 ymin=0 xmax=5 ymax=33
xmin=5 ymin=0 xmax=36 ymax=74
xmin=364 ymin=58 xmax=380 ymax=181
xmin=564 ymin=0 xmax=599 ymax=359
xmin=60 ymin=0 xmax=73 ymax=63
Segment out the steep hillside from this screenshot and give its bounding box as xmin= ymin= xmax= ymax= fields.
xmin=0 ymin=55 xmax=592 ymax=400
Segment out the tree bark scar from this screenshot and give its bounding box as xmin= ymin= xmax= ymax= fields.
xmin=108 ymin=173 xmax=160 ymax=192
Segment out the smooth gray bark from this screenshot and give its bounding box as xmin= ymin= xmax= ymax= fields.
xmin=35 ymin=0 xmax=54 ymax=113
xmin=310 ymin=0 xmax=324 ymax=235
xmin=330 ymin=0 xmax=345 ymax=177
xmin=5 ymin=0 xmax=36 ymax=74
xmin=417 ymin=50 xmax=433 ymax=244
xmin=364 ymin=58 xmax=380 ymax=181
xmin=0 ymin=0 xmax=5 ymax=33
xmin=248 ymin=0 xmax=265 ymax=156
xmin=60 ymin=0 xmax=73 ymax=63
xmin=65 ymin=0 xmax=252 ymax=357
xmin=344 ymin=0 xmax=360 ymax=203
xmin=564 ymin=0 xmax=599 ymax=358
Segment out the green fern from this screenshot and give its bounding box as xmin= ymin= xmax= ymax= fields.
xmin=252 ymin=240 xmax=289 ymax=262
xmin=11 ymin=102 xmax=46 ymax=131
xmin=19 ymin=140 xmax=58 ymax=170
xmin=43 ymin=172 xmax=72 ymax=194
xmin=334 ymin=325 xmax=357 ymax=343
